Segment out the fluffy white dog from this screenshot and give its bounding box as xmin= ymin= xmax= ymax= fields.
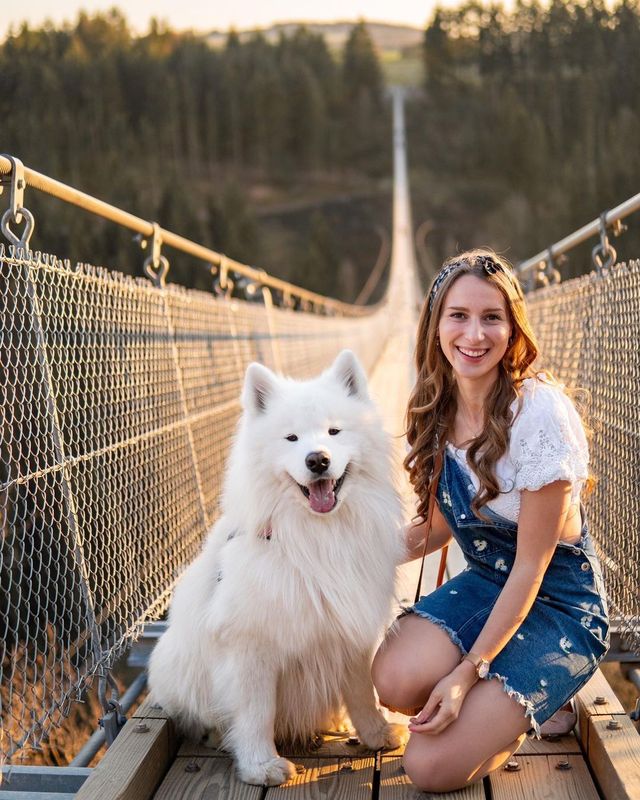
xmin=148 ymin=350 xmax=404 ymax=785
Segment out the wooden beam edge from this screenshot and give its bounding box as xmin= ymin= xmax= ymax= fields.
xmin=584 ymin=713 xmax=640 ymax=800
xmin=76 ymin=714 xmax=178 ymax=800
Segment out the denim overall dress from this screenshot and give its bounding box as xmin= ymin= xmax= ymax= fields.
xmin=406 ymin=449 xmax=610 ymax=736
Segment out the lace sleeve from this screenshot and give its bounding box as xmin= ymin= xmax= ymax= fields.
xmin=512 ymin=380 xmax=589 ymax=492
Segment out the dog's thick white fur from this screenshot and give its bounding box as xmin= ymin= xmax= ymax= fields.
xmin=148 ymin=350 xmax=404 ymax=785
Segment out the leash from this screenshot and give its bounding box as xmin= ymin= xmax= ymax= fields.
xmin=414 ymin=451 xmax=447 ymax=603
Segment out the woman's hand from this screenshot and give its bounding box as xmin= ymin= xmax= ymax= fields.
xmin=407 ymin=660 xmax=477 ymax=735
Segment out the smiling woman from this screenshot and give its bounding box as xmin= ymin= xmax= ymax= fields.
xmin=371 ymin=249 xmax=610 ymax=793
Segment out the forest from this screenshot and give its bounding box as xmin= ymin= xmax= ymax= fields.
xmin=1 ymin=1 xmax=639 ymax=295
xmin=0 ymin=13 xmax=389 ymax=297
xmin=411 ymin=0 xmax=640 ymax=278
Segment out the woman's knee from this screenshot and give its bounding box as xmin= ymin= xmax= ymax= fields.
xmin=403 ymin=744 xmax=471 ymax=793
xmin=371 ymin=647 xmax=422 ymax=712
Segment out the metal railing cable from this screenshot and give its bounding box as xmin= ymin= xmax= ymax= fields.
xmin=0 ymin=154 xmax=372 ymax=316
xmin=516 ymin=191 xmax=640 ymax=283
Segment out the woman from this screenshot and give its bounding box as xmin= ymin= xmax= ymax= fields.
xmin=372 ymin=249 xmax=609 ymax=792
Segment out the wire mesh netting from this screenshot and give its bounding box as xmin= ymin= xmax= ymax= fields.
xmin=0 ymin=244 xmax=391 ymax=762
xmin=526 ymin=258 xmax=640 ymax=657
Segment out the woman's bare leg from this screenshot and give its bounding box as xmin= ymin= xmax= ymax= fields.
xmin=372 ymin=614 xmax=461 ymax=713
xmin=373 ymin=612 xmax=532 ymax=792
xmin=402 ymin=676 xmax=531 ymax=793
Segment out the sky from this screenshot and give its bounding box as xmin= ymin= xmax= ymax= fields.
xmin=1 ymin=0 xmax=468 ymax=39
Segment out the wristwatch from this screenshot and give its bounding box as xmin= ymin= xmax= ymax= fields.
xmin=462 ymin=651 xmax=490 ymax=679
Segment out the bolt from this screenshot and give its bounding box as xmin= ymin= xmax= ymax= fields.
xmin=185 ymin=761 xmax=201 ymax=773
xmin=17 ymin=179 xmax=25 ymax=190
xmin=594 ymin=696 xmax=607 ymax=705
xmin=556 ymin=759 xmax=572 ymax=771
xmin=607 ymin=719 xmax=621 ymax=730
xmin=134 ymin=722 xmax=149 ymax=733
xmin=504 ymin=759 xmax=521 ymax=772
xmin=346 ymin=736 xmax=360 ymax=746
xmin=295 ymin=764 xmax=305 ymax=774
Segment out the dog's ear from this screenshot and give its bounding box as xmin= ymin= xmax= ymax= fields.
xmin=242 ymin=362 xmax=278 ymax=414
xmin=328 ymin=349 xmax=370 ymax=401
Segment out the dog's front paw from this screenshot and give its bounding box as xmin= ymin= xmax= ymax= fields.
xmin=358 ymin=720 xmax=408 ymax=751
xmin=238 ymin=756 xmax=297 ymax=786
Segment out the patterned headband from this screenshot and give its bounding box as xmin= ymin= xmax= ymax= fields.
xmin=428 ymin=254 xmax=505 ymax=311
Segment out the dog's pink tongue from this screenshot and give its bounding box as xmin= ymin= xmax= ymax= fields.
xmin=309 ymin=479 xmax=336 ymax=513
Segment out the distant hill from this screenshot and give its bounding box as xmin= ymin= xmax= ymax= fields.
xmin=205 ymin=20 xmax=424 ymax=53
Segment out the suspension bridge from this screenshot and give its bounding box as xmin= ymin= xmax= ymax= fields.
xmin=1 ymin=88 xmax=639 ymax=799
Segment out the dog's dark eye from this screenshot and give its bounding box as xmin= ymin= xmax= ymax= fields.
xmin=328 ymin=428 xmax=341 ymax=436
xmin=286 ymin=434 xmax=298 ymax=442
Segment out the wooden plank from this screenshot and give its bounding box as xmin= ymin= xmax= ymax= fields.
xmin=177 ymin=739 xmax=227 ymax=758
xmin=133 ymin=695 xmax=173 ymax=721
xmin=583 ymin=714 xmax=640 ymax=800
xmin=76 ymin=717 xmax=177 ymax=800
xmin=153 ymin=755 xmax=262 ymax=800
xmin=177 ymin=726 xmax=406 ymax=760
xmin=517 ymin=732 xmax=581 ymax=755
xmin=267 ymin=757 xmax=375 ymax=800
xmin=489 ymin=754 xmax=599 ymax=800
xmin=379 ymin=756 xmax=484 ymax=800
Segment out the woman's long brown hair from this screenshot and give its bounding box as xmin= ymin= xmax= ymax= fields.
xmin=405 ymin=249 xmax=541 ymax=521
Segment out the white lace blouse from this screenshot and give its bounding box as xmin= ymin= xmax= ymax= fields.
xmin=447 ymin=377 xmax=589 ymax=523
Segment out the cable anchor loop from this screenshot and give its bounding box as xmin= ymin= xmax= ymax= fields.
xmin=141 ymin=222 xmax=169 ymax=287
xmin=212 ymin=256 xmax=234 ymax=298
xmin=0 ymin=155 xmax=35 ymax=250
xmin=592 ymin=211 xmax=617 ymax=275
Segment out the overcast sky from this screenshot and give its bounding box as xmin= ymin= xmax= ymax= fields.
xmin=2 ymin=0 xmax=473 ymax=38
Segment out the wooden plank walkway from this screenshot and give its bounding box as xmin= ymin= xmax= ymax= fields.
xmin=76 ymin=692 xmax=607 ymax=800
xmin=77 ymin=685 xmax=618 ymax=800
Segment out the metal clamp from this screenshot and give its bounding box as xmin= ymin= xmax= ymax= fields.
xmin=592 ymin=211 xmax=617 ymax=274
xmin=98 ymin=672 xmax=126 ymax=746
xmin=141 ymin=222 xmax=169 ymax=287
xmin=0 ymin=155 xmax=35 ymax=250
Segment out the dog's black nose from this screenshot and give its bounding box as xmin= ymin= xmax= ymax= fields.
xmin=305 ymin=451 xmax=330 ymax=474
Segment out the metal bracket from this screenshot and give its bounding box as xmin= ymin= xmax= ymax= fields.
xmin=141 ymin=222 xmax=169 ymax=287
xmin=0 ymin=154 xmax=35 ymax=249
xmin=100 ymin=699 xmax=127 ymax=746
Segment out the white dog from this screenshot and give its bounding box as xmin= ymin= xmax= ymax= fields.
xmin=148 ymin=350 xmax=404 ymax=785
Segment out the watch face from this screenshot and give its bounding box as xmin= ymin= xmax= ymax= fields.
xmin=478 ymin=661 xmax=490 ymax=679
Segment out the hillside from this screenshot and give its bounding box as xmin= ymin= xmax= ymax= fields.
xmin=205 ymin=20 xmax=423 ymax=53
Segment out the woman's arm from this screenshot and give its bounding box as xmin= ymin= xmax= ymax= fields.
xmin=403 ymin=502 xmax=453 ymax=563
xmin=409 ymin=479 xmax=572 ymax=734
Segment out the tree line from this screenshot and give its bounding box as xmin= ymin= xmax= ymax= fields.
xmin=2 ymin=3 xmax=639 ymax=292
xmin=409 ymin=0 xmax=640 ymax=278
xmin=0 ymin=11 xmax=389 ymax=292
